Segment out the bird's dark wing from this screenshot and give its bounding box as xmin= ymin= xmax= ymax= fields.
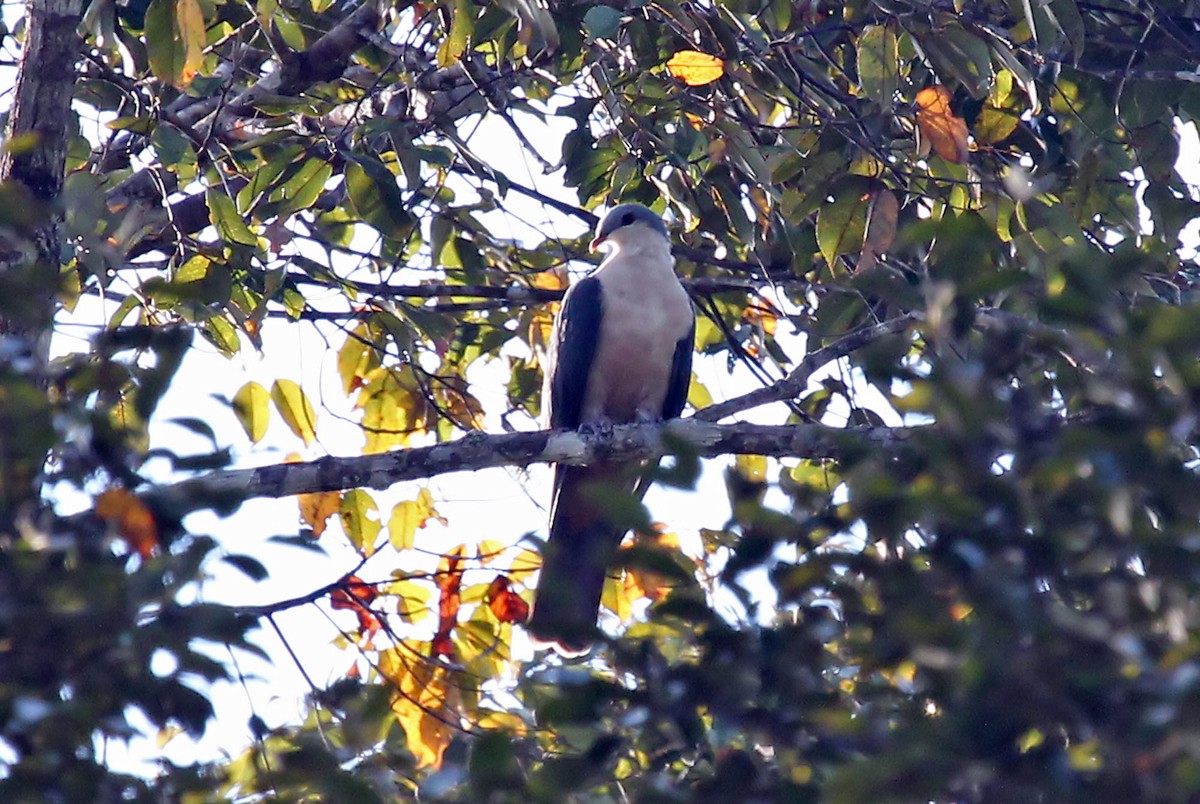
xmin=548 ymin=276 xmax=603 ymax=430
xmin=661 ymin=312 xmax=695 ymax=419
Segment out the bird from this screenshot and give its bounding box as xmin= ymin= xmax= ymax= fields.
xmin=527 ymin=203 xmax=695 ymax=654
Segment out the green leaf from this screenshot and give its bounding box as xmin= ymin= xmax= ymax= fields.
xmin=582 ymin=5 xmax=621 ymax=40
xmin=232 ymin=381 xmax=270 ymax=443
xmin=274 ymin=158 xmax=333 ymax=217
xmin=340 ymin=489 xmax=382 ymax=556
xmin=204 ymin=316 xmax=241 ymax=355
xmin=436 ymin=0 xmax=473 ymax=67
xmin=270 ymin=379 xmax=317 ymax=446
xmin=144 ymin=0 xmax=205 ymax=88
xmin=856 ymin=24 xmax=899 ymax=108
xmin=344 ymin=154 xmax=414 ymax=241
xmin=816 ymin=184 xmax=871 ymax=268
xmin=206 ymin=189 xmax=257 ymax=246
xmin=1047 ymin=0 xmax=1086 ymax=62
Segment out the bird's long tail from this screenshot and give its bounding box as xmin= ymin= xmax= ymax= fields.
xmin=528 ymin=463 xmax=634 ymax=655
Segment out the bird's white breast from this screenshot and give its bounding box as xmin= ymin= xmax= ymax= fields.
xmin=582 ymin=234 xmax=692 ymax=424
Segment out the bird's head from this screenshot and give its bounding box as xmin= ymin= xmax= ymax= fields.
xmin=589 ymin=203 xmax=668 ymax=252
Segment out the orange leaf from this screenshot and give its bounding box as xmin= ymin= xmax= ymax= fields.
xmin=625 ymin=527 xmax=687 ymax=604
xmin=485 ymin=576 xmax=530 ymax=624
xmin=298 ymin=489 xmax=341 ymax=538
xmin=743 ymin=299 xmax=780 ymax=336
xmin=915 ymin=85 xmax=970 ymax=164
xmin=531 ymin=267 xmax=568 ymax=291
xmin=95 ymin=489 xmax=159 ymax=558
xmin=432 ymin=548 xmax=465 ymax=658
xmin=666 ymin=50 xmax=725 ymax=86
xmin=331 ymin=574 xmax=378 ymax=607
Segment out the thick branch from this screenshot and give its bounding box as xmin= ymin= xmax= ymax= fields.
xmin=137 ymin=420 xmax=914 ymax=521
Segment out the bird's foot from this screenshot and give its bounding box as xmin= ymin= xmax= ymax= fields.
xmin=577 ymin=419 xmax=615 ymax=440
xmin=633 ymin=410 xmax=664 ymax=425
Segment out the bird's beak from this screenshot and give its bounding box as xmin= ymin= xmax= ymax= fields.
xmin=589 ymin=235 xmax=605 ymax=252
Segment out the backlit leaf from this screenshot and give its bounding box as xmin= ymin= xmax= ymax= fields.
xmin=432 ymin=547 xmax=465 ymax=658
xmin=857 ymin=24 xmax=899 ymax=107
xmin=340 ymin=489 xmax=382 ymax=556
xmin=666 ymin=50 xmax=725 ymax=86
xmin=379 ymin=649 xmax=458 ymax=769
xmin=388 ymin=489 xmax=442 ymax=551
xmin=486 ymin=576 xmax=530 ymax=624
xmin=270 ymin=379 xmax=317 ymax=446
xmin=915 ymin=85 xmax=971 ymax=164
xmin=817 ymin=186 xmax=872 ymax=268
xmin=206 ymin=188 xmax=257 ymax=246
xmin=298 ymin=488 xmax=341 ymax=538
xmin=344 ymin=154 xmax=414 ymax=241
xmin=231 ymin=381 xmax=270 ymax=443
xmin=338 ymin=323 xmax=380 ymax=395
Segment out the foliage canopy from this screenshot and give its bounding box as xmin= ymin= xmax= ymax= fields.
xmin=2 ymin=0 xmax=1200 ymax=800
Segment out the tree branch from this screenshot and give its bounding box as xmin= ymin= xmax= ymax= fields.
xmin=130 ymin=419 xmax=916 ymax=522
xmin=696 ymin=313 xmax=923 ymax=421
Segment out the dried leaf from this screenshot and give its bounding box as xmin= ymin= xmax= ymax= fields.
xmin=915 ymin=85 xmax=971 ymax=164
xmin=666 ymin=50 xmax=725 ymax=86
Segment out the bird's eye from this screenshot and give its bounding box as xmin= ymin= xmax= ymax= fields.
xmin=621 ymin=213 xmax=634 ymax=226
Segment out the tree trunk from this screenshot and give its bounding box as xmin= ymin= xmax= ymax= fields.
xmin=0 ymin=0 xmax=83 ymax=531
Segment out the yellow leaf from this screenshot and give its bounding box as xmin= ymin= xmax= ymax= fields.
xmin=476 ymin=539 xmax=505 ymax=564
xmin=379 ymin=649 xmax=459 ymax=769
xmin=507 ymin=549 xmax=542 ymax=579
xmin=359 ymin=367 xmax=427 ymax=453
xmin=270 ymin=379 xmax=317 ymax=446
xmin=736 ymin=454 xmax=769 ymax=483
xmin=340 ymin=489 xmax=382 ymax=556
xmin=338 ymin=323 xmax=380 ymax=395
xmin=475 ymin=709 xmax=528 ymax=734
xmin=388 ymin=578 xmax=433 ymax=623
xmin=232 ymin=381 xmax=270 ymax=443
xmin=666 ymin=50 xmax=726 ymax=86
xmin=298 ymin=489 xmax=341 ymax=538
xmin=915 ymin=85 xmax=970 ymax=164
xmin=601 ymin=571 xmax=639 ymax=622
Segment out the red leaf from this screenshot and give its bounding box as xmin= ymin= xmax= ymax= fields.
xmin=432 ymin=548 xmax=465 ymax=658
xmin=486 ymin=576 xmax=530 ymax=624
xmin=330 ymin=575 xmax=381 ymax=637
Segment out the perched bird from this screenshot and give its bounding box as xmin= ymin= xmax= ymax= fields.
xmin=528 ymin=203 xmax=695 ymax=654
